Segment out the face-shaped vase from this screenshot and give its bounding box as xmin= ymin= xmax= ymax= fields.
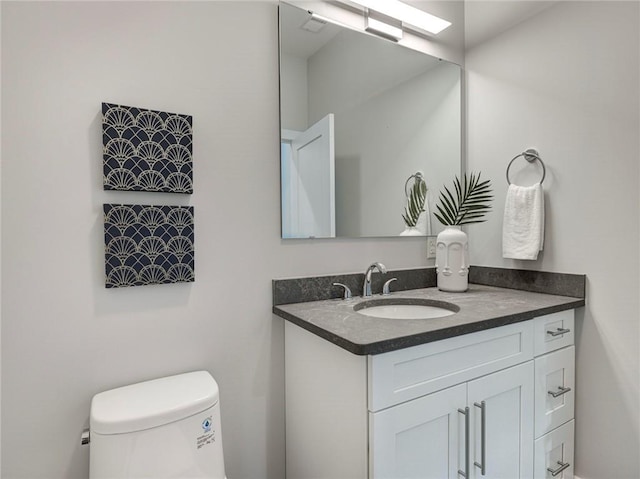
xmin=436 ymin=226 xmax=469 ymax=292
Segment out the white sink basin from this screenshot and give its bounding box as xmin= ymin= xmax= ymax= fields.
xmin=354 ymin=299 xmax=458 ymax=320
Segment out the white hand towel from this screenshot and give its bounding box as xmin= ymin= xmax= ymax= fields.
xmin=502 ymin=182 xmax=544 ymax=260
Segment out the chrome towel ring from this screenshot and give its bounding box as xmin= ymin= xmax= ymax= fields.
xmin=506 ymin=148 xmax=546 ymax=185
xmin=405 ymin=171 xmax=425 ymax=196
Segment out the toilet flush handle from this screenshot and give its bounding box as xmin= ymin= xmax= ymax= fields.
xmin=81 ymin=429 xmax=90 ymax=446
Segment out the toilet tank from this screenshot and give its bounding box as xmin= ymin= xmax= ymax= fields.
xmin=89 ymin=371 xmax=226 ymax=479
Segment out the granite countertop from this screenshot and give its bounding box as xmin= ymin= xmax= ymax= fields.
xmin=273 ymin=284 xmax=585 ymax=355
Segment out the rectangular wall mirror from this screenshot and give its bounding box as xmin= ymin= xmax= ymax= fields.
xmin=279 ymin=1 xmax=462 ymax=239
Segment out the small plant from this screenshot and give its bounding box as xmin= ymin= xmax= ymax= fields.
xmin=402 ymin=175 xmax=427 ymax=227
xmin=434 ymin=172 xmax=493 ymax=226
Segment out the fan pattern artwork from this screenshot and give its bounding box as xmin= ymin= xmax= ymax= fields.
xmin=102 ymin=103 xmax=193 ymax=194
xmin=104 ymin=204 xmax=194 ymax=288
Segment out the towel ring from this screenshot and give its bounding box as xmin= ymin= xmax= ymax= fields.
xmin=506 ymin=148 xmax=546 ymax=185
xmin=405 ymin=171 xmax=425 ymax=196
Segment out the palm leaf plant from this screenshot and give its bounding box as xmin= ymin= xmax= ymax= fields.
xmin=402 ymin=175 xmax=428 ymax=228
xmin=434 ymin=172 xmax=493 ymax=226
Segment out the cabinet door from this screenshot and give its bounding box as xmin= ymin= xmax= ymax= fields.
xmin=468 ymin=361 xmax=534 ymax=479
xmin=369 ymin=383 xmax=467 ymax=479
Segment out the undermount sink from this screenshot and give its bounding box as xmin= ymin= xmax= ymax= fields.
xmin=353 ymin=298 xmax=459 ymax=320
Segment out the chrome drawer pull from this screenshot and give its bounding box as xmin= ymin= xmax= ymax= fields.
xmin=474 ymin=401 xmax=486 ymax=476
xmin=547 ymin=460 xmax=570 ymax=476
xmin=547 ymin=327 xmax=571 ymax=337
xmin=548 ymin=386 xmax=572 ymax=398
xmin=457 ymin=407 xmax=470 ymax=478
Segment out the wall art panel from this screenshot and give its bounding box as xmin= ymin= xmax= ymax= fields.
xmin=103 ymin=204 xmax=195 ymax=288
xmin=102 ymin=102 xmax=193 ymax=193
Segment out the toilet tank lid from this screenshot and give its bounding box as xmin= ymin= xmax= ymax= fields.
xmin=90 ymin=371 xmax=219 ymax=435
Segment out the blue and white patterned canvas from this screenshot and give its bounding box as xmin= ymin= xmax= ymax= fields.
xmin=102 ymin=103 xmax=193 ymax=194
xmin=103 ymin=204 xmax=195 ymax=288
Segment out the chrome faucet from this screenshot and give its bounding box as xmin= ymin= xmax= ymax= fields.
xmin=363 ymin=262 xmax=387 ymax=297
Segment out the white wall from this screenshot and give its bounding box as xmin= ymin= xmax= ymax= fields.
xmin=0 ymin=2 xmax=452 ymax=477
xmin=279 ymin=53 xmax=308 ymax=131
xmin=466 ymin=2 xmax=639 ymax=478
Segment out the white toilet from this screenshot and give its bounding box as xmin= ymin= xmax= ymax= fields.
xmin=89 ymin=371 xmax=226 ymax=479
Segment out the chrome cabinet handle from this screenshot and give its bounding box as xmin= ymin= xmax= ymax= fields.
xmin=547 ymin=327 xmax=571 ymax=337
xmin=382 ymin=278 xmax=398 ymax=295
xmin=332 ymin=283 xmax=352 ymax=300
xmin=547 ymin=460 xmax=570 ymax=477
xmin=548 ymin=386 xmax=572 ymax=398
xmin=457 ymin=407 xmax=470 ymax=478
xmin=474 ymin=401 xmax=486 ymax=475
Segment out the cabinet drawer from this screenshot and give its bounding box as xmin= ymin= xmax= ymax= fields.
xmin=368 ymin=321 xmax=534 ymax=411
xmin=535 ymin=346 xmax=575 ymax=438
xmin=534 ymin=420 xmax=574 ymax=478
xmin=534 ymin=311 xmax=574 ymax=356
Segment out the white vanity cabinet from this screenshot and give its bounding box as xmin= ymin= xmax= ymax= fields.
xmin=284 ymin=309 xmax=575 ymax=479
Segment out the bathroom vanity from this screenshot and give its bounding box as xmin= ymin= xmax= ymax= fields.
xmin=274 ymin=270 xmax=584 ymax=479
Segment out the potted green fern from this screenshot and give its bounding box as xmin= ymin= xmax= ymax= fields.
xmin=433 ymin=172 xmax=493 ymax=292
xmin=400 ymin=173 xmax=428 ymax=236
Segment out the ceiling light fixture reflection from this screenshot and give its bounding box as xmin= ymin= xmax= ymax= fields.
xmin=366 ymin=13 xmax=403 ymax=41
xmin=346 ymin=0 xmax=452 ymax=35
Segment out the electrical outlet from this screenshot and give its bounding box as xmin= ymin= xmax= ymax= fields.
xmin=427 ymin=236 xmax=437 ymax=259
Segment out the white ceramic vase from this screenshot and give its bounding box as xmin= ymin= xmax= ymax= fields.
xmin=436 ymin=225 xmax=469 ymax=292
xmin=400 ymin=226 xmax=422 ymax=236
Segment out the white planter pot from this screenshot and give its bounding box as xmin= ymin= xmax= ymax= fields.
xmin=436 ymin=225 xmax=469 ymax=292
xmin=415 ymin=210 xmax=431 ymax=235
xmin=400 ymin=226 xmax=423 ymax=236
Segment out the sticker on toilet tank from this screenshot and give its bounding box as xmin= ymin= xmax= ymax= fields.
xmin=196 ymin=416 xmax=215 ymax=450
xmin=202 ymin=417 xmax=212 ymax=433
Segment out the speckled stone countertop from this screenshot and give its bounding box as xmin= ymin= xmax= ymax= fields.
xmin=274 ymin=284 xmax=584 ymax=355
